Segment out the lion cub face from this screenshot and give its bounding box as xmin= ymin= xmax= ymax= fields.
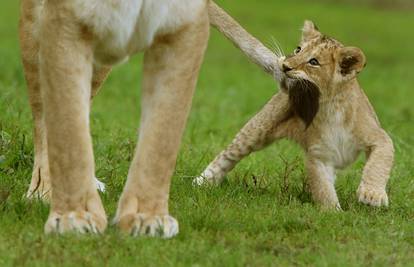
xmin=279 ymin=20 xmax=366 ymax=126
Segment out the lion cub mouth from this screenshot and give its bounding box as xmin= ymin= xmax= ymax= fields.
xmin=281 ymin=77 xmax=321 ymax=128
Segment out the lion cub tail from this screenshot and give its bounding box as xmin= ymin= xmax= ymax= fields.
xmin=208 ymin=1 xmax=282 ymax=81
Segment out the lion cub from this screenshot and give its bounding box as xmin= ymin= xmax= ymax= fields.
xmin=194 ymin=21 xmax=394 ymax=210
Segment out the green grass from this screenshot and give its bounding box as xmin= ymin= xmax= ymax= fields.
xmin=1 ymin=0 xmax=414 ymax=266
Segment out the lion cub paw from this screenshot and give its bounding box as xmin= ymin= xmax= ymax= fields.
xmin=193 ymin=169 xmax=221 ymax=186
xmin=357 ymin=184 xmax=388 ymax=207
xmin=117 ymin=213 xmax=179 ymax=238
xmin=45 ymin=211 xmax=107 ymax=234
xmin=193 ymin=175 xmax=211 ymax=186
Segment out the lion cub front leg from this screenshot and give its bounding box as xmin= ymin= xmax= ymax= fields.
xmin=194 ymin=115 xmax=273 ymax=186
xmin=194 ymin=93 xmax=291 ymax=186
xmin=357 ymin=130 xmax=394 ymax=207
xmin=306 ymin=158 xmax=341 ymax=210
xmin=39 ymin=3 xmax=106 ymax=234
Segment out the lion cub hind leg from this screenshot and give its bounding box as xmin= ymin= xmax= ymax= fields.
xmin=357 ymin=130 xmax=394 ymax=207
xmin=306 ymin=158 xmax=341 ymax=210
xmin=114 ymin=13 xmax=210 ymax=238
xmin=39 ymin=2 xmax=106 ymax=234
xmin=194 ymin=93 xmax=291 ymax=186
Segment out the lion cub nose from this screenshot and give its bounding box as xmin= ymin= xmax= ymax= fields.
xmin=282 ymin=64 xmax=293 ymax=73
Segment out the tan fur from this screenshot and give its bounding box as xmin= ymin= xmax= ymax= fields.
xmin=19 ymin=0 xmax=214 ymax=236
xmin=195 ymin=21 xmax=394 ymax=210
xmin=208 ymin=1 xmax=282 ymax=78
xmin=20 ymin=0 xmax=112 ymax=201
xmin=20 ymin=0 xmax=285 ymax=236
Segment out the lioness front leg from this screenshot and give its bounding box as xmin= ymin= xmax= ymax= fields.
xmin=357 ymin=130 xmax=394 ymax=207
xmin=306 ymin=158 xmax=341 ymax=210
xmin=39 ymin=2 xmax=106 ymax=234
xmin=19 ymin=0 xmax=110 ymax=200
xmin=114 ymin=12 xmax=210 ymax=238
xmin=194 ymin=92 xmax=291 ymax=185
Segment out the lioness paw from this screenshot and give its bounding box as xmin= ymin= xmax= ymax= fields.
xmin=45 ymin=211 xmax=107 ymax=234
xmin=117 ymin=213 xmax=178 ymax=238
xmin=357 ymin=184 xmax=388 ymax=207
xmin=94 ymin=177 xmax=106 ymax=192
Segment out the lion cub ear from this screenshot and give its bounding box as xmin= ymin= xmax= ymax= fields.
xmin=302 ymin=20 xmax=321 ymax=42
xmin=337 ymin=47 xmax=366 ymax=77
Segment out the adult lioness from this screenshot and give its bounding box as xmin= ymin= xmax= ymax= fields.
xmin=19 ymin=0 xmax=280 ymax=236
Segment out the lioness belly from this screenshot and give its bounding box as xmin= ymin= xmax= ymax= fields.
xmin=70 ymin=0 xmax=206 ymax=65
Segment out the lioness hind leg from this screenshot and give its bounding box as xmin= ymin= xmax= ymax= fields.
xmin=89 ymin=65 xmax=112 ymax=193
xmin=91 ymin=65 xmax=111 ymax=101
xmin=19 ymin=0 xmax=51 ymax=200
xmin=114 ymin=13 xmax=210 ymax=238
xmin=39 ymin=2 xmax=106 ymax=234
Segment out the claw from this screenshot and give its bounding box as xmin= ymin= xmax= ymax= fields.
xmin=118 ymin=213 xmax=179 ymax=238
xmin=357 ymin=184 xmax=388 ymax=207
xmin=45 ymin=211 xmax=107 ymax=234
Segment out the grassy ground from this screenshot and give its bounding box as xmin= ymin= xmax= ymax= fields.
xmin=1 ymin=0 xmax=414 ymax=266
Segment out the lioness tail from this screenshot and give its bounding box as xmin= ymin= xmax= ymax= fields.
xmin=208 ymin=1 xmax=282 ymax=81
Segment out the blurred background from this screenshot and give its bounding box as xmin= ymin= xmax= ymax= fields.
xmin=0 ymin=0 xmax=413 ymax=266
xmin=321 ymin=0 xmax=414 ymax=9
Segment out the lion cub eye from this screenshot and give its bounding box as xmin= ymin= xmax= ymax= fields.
xmin=308 ymin=58 xmax=320 ymax=66
xmin=294 ymin=46 xmax=301 ymax=54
